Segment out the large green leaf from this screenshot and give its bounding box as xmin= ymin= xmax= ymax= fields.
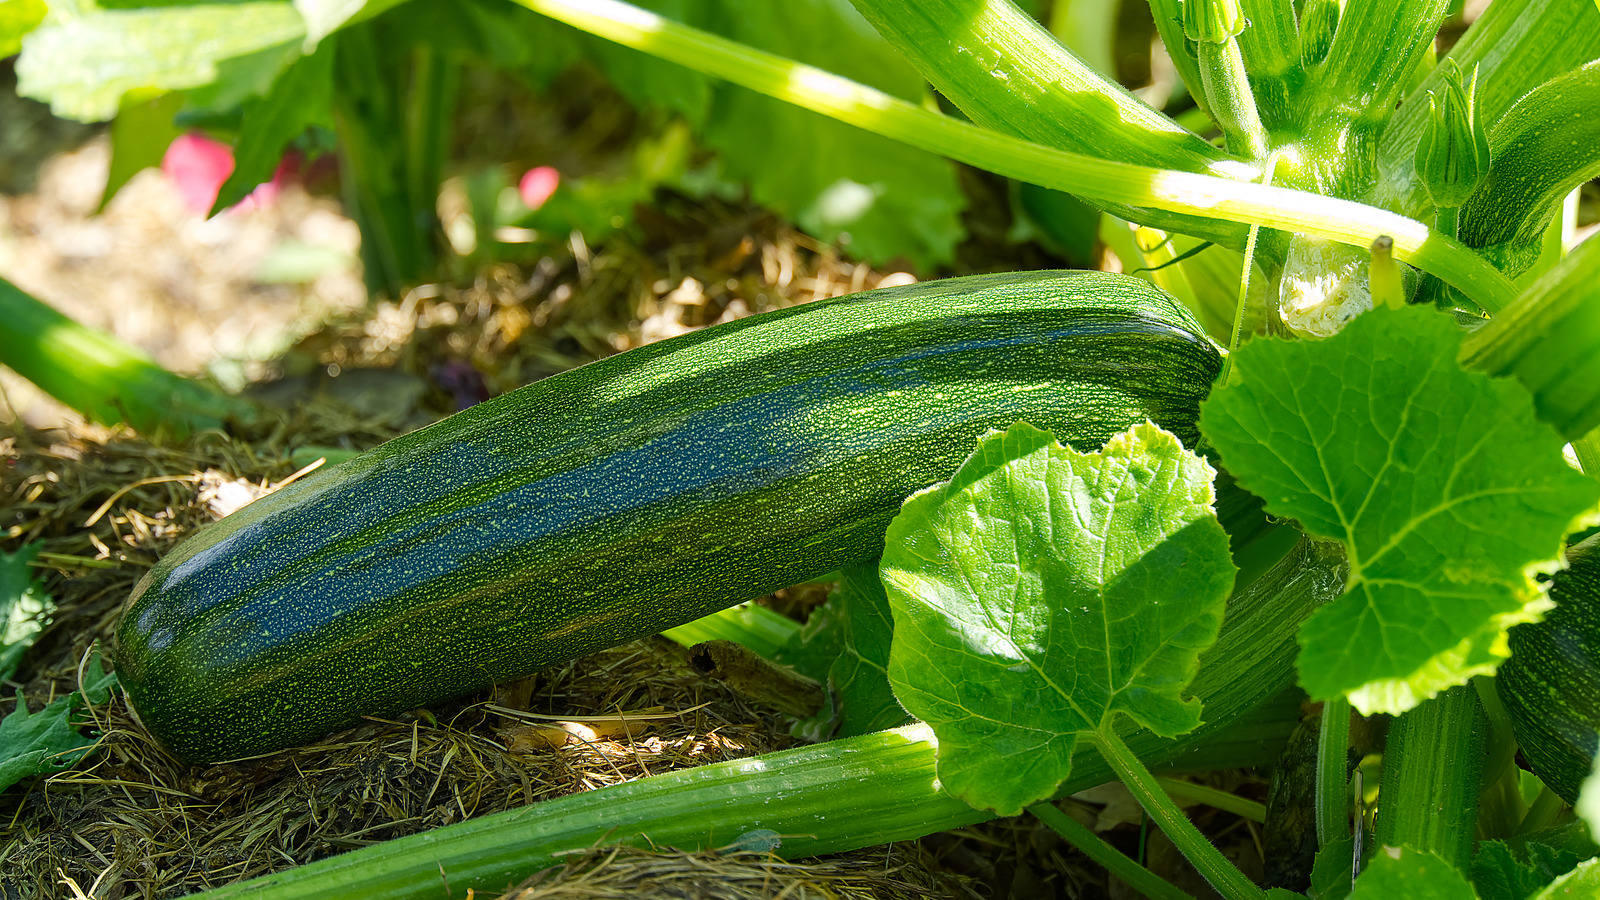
xmin=774 ymin=562 xmax=907 ymax=741
xmin=882 ymin=421 xmax=1235 ymax=815
xmin=1532 ymin=858 xmax=1600 ymax=899
xmin=1473 ymin=839 xmax=1581 ymax=900
xmin=294 ymin=0 xmax=407 ymax=49
xmin=16 ymin=2 xmax=308 ymax=121
xmin=825 ymin=564 xmax=905 ymax=738
xmin=100 ymin=90 xmax=186 ymax=211
xmin=1201 ymin=305 xmax=1600 ymax=715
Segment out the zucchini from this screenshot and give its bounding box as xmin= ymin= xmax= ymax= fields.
xmin=116 ymin=270 xmax=1221 ymax=764
xmin=1497 ymin=533 xmax=1600 ymax=803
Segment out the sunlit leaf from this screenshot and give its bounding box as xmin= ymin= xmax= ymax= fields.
xmin=883 ymin=421 xmax=1234 ymax=815
xmin=1202 ymin=305 xmax=1600 ymax=714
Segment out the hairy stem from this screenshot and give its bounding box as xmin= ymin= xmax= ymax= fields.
xmin=1095 ymin=725 xmax=1266 ymax=900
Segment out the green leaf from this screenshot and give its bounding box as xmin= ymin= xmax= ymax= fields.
xmin=1474 ymin=839 xmax=1580 ymax=900
xmin=776 ymin=563 xmax=908 ymax=741
xmin=211 ymin=39 xmax=335 ymax=214
xmin=0 ymin=0 xmax=46 ymax=58
xmin=1311 ymin=835 xmax=1358 ymax=900
xmin=1201 ymin=305 xmax=1600 ymax=714
xmin=1532 ymin=858 xmax=1600 ymax=898
xmin=100 ymin=90 xmax=186 ymax=211
xmin=0 ymin=653 xmax=116 ymax=795
xmin=697 ymin=0 xmax=963 ymax=267
xmin=825 ymin=564 xmax=907 ymax=738
xmin=0 ymin=543 xmax=52 ymax=685
xmin=1350 ymin=846 xmax=1477 ymax=899
xmin=15 ymin=2 xmax=308 ymax=121
xmin=185 ymin=38 xmax=304 ymax=116
xmin=882 ymin=421 xmax=1236 ymax=815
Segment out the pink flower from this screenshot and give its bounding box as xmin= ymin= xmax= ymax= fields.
xmin=161 ymin=133 xmax=294 ymax=215
xmin=519 ymin=166 xmax=560 ymax=210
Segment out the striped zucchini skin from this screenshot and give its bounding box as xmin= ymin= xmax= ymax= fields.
xmin=1497 ymin=533 xmax=1600 ymax=803
xmin=116 ymin=270 xmax=1221 ymax=764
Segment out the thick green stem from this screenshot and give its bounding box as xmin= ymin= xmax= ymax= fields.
xmin=0 ymin=277 xmax=250 ymax=436
xmin=1434 ymin=205 xmax=1460 ymax=240
xmin=1460 ymin=233 xmax=1600 ymax=440
xmin=1094 ymin=725 xmax=1265 ymax=900
xmin=1374 ymin=685 xmax=1488 ymax=873
xmin=1516 ymin=785 xmax=1567 ymax=836
xmin=509 ymin=0 xmax=1515 ymax=313
xmin=1315 ymin=695 xmax=1351 ymax=848
xmin=1030 ymin=802 xmax=1195 ymax=900
xmin=1472 ymin=675 xmax=1527 ymax=839
xmin=1197 ymin=38 xmax=1269 ymax=159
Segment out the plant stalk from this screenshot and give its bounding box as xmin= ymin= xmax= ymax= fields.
xmin=509 ymin=0 xmax=1515 ymax=313
xmin=1374 ymin=685 xmax=1488 ymax=873
xmin=1156 ymin=777 xmax=1268 ymax=823
xmin=1030 ymin=801 xmax=1195 ymax=900
xmin=1094 ymin=724 xmax=1265 ymax=900
xmin=0 ymin=277 xmax=250 ymax=437
xmin=661 ymin=603 xmax=800 ymax=660
xmin=1196 ymin=36 xmax=1269 ymax=159
xmin=1315 ymin=694 xmax=1351 ymax=848
xmin=1573 ymin=429 xmax=1600 ymax=478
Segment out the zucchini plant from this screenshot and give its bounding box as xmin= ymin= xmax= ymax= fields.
xmin=7 ymin=0 xmax=1600 ymax=897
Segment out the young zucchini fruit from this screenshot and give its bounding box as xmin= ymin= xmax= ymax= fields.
xmin=117 ymin=271 xmax=1221 ymax=764
xmin=1497 ymin=533 xmax=1600 ymax=802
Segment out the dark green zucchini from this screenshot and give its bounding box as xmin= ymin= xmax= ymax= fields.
xmin=116 ymin=270 xmax=1221 ymax=764
xmin=1498 ymin=532 xmax=1600 ymax=802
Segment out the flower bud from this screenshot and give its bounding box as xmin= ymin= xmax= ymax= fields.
xmin=1414 ymin=61 xmax=1491 ymax=209
xmin=1182 ymin=0 xmax=1246 ymax=44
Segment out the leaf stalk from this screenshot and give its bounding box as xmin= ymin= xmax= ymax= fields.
xmin=509 ymin=0 xmax=1514 ymax=312
xmin=1093 ymin=724 xmax=1266 ymax=900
